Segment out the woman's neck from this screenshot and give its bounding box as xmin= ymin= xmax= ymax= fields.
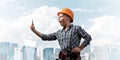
xmin=64 ymin=23 xmax=71 ymax=31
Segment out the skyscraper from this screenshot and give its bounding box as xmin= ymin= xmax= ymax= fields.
xmin=14 ymin=47 xmax=22 ymax=60
xmin=22 ymin=46 xmax=37 ymax=60
xmin=9 ymin=43 xmax=18 ymax=60
xmin=54 ymin=48 xmax=61 ymax=55
xmin=43 ymin=48 xmax=54 ymax=60
xmin=109 ymin=45 xmax=120 ymax=60
xmin=49 ymin=48 xmax=61 ymax=60
xmin=0 ymin=42 xmax=10 ymax=60
xmin=80 ymin=45 xmax=91 ymax=60
xmin=93 ymin=46 xmax=109 ymax=60
xmin=0 ymin=42 xmax=18 ymax=60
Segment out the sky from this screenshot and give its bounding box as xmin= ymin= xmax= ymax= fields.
xmin=0 ymin=0 xmax=120 ymax=47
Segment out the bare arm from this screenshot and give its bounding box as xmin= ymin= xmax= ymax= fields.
xmin=78 ymin=42 xmax=88 ymax=51
xmin=30 ymin=20 xmax=43 ymax=38
xmin=30 ymin=20 xmax=57 ymax=40
xmin=72 ymin=44 xmax=87 ymax=53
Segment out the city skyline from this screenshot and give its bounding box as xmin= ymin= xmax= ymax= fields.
xmin=0 ymin=42 xmax=91 ymax=60
xmin=0 ymin=41 xmax=120 ymax=60
xmin=0 ymin=0 xmax=120 ymax=60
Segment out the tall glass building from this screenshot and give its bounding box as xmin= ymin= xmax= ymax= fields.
xmin=14 ymin=47 xmax=22 ymax=60
xmin=93 ymin=46 xmax=109 ymax=60
xmin=9 ymin=43 xmax=18 ymax=60
xmin=80 ymin=45 xmax=91 ymax=60
xmin=0 ymin=42 xmax=18 ymax=60
xmin=43 ymin=48 xmax=54 ymax=60
xmin=50 ymin=48 xmax=61 ymax=60
xmin=0 ymin=42 xmax=10 ymax=60
xmin=22 ymin=46 xmax=37 ymax=60
xmin=55 ymin=48 xmax=61 ymax=55
xmin=109 ymin=48 xmax=120 ymax=60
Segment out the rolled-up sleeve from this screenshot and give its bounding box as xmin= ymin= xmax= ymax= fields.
xmin=77 ymin=26 xmax=92 ymax=46
xmin=41 ymin=32 xmax=57 ymax=41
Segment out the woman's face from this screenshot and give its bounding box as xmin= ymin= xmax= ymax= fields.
xmin=58 ymin=13 xmax=68 ymax=26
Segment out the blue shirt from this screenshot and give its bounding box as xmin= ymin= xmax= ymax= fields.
xmin=41 ymin=24 xmax=92 ymax=50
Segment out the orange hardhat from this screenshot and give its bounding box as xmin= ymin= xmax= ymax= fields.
xmin=57 ymin=8 xmax=74 ymax=22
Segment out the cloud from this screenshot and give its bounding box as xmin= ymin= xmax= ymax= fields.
xmin=72 ymin=8 xmax=94 ymax=12
xmin=88 ymin=15 xmax=120 ymax=46
xmin=0 ymin=0 xmax=15 ymax=5
xmin=16 ymin=6 xmax=27 ymax=10
xmin=0 ymin=6 xmax=60 ymax=47
xmin=23 ymin=40 xmax=36 ymax=47
xmin=72 ymin=8 xmax=106 ymax=13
